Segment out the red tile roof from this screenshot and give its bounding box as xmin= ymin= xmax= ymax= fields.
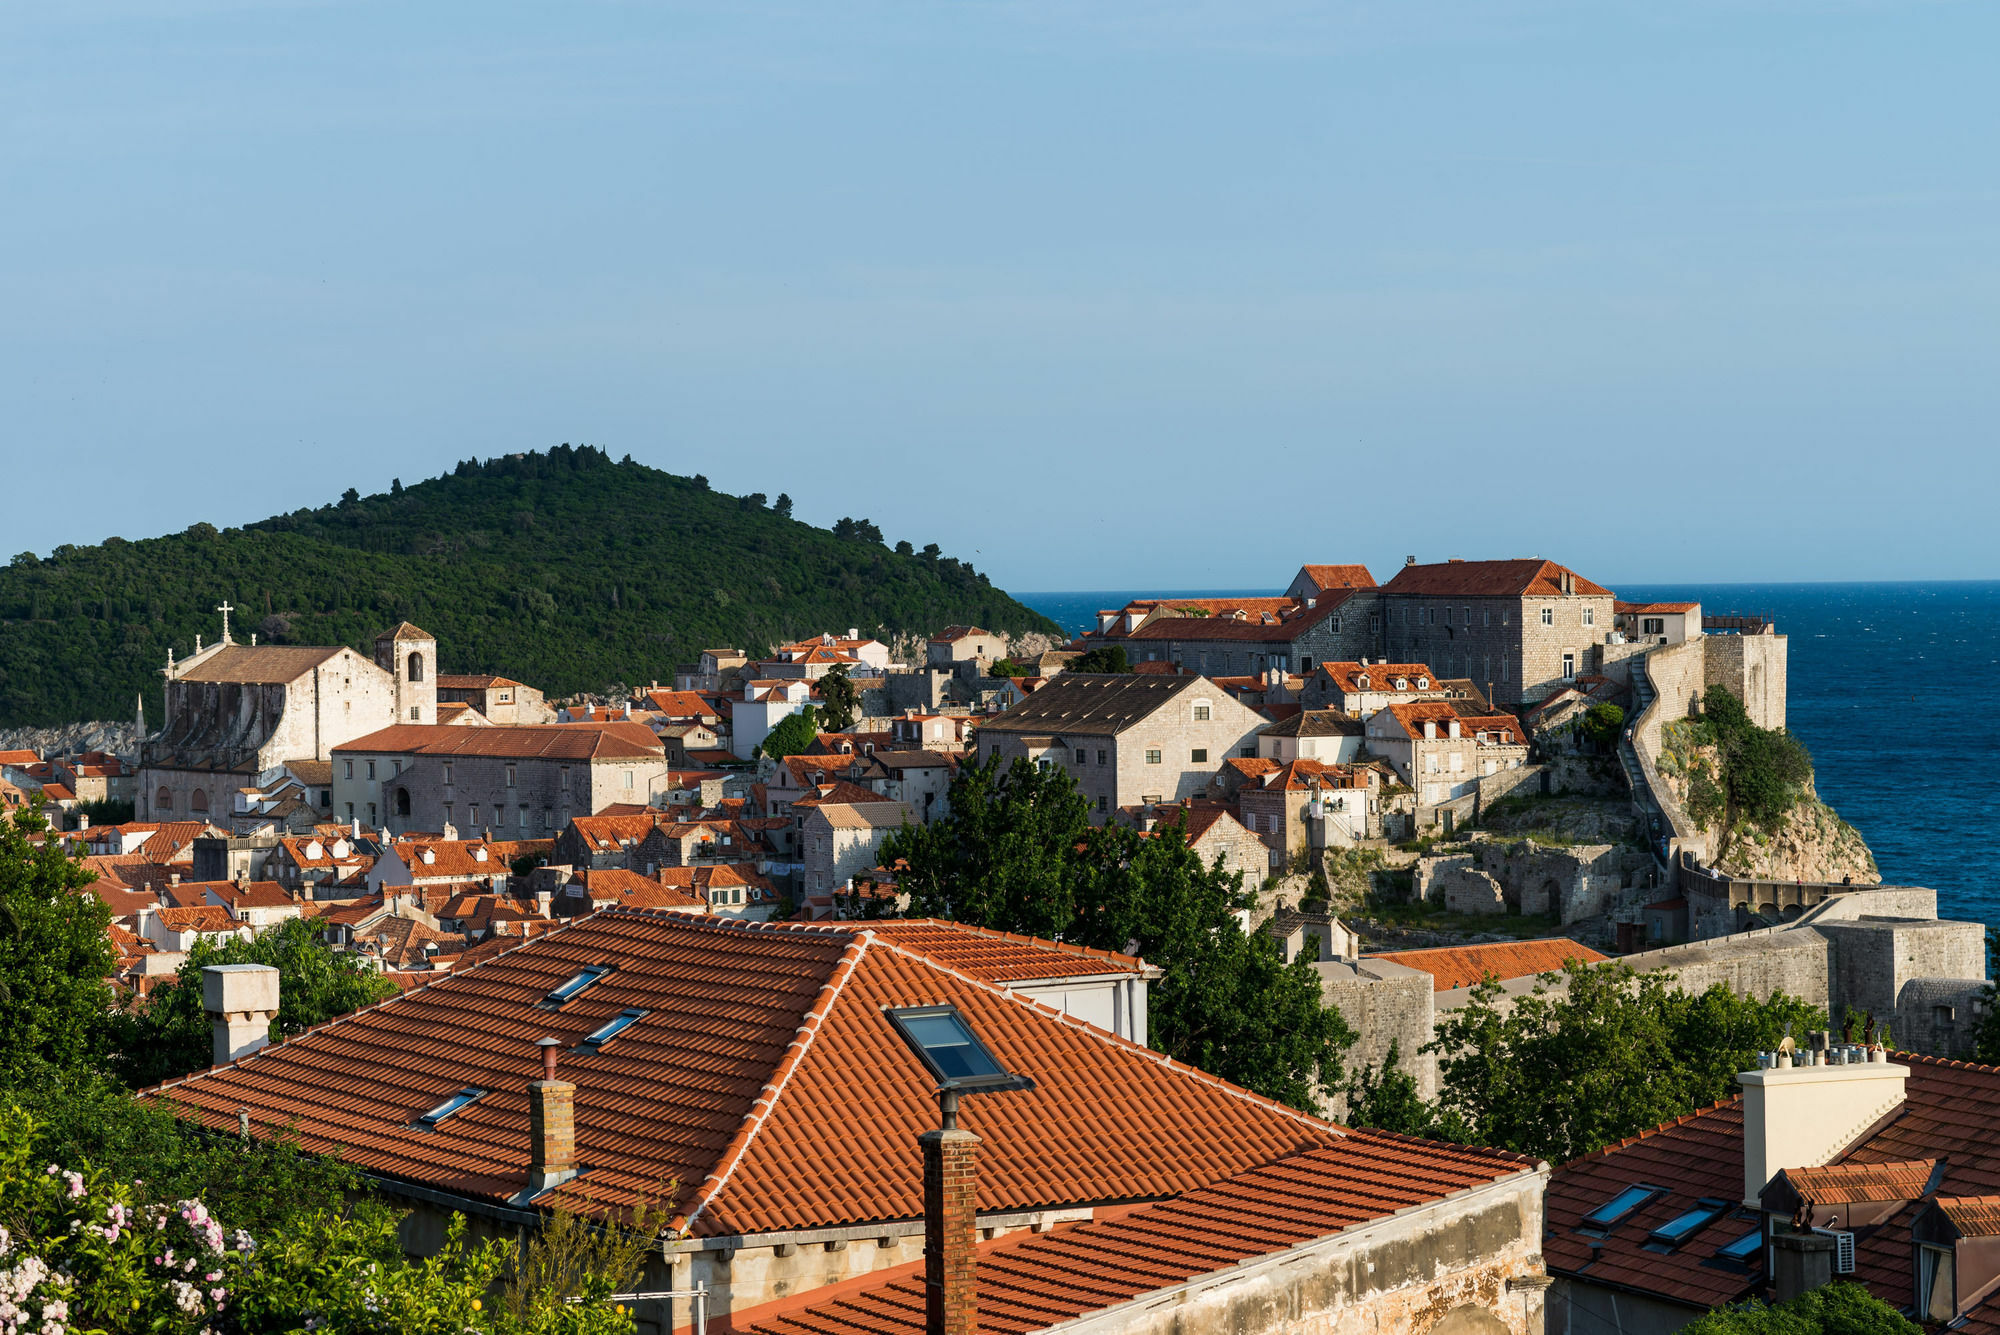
xmin=733 ymin=1130 xmax=1534 ymax=1335
xmin=1382 ymin=558 xmax=1612 ymax=599
xmin=155 ymin=905 xmax=241 ymax=935
xmin=1777 ymin=1158 xmax=1938 ymax=1205
xmin=147 ymin=913 xmax=1347 ymax=1235
xmin=336 ymin=722 xmax=662 ymax=761
xmin=1312 ymin=662 xmax=1438 ymax=695
xmin=1615 ymin=601 xmax=1700 ymax=615
xmin=1370 ymin=939 xmax=1608 ymax=992
xmin=1937 ymin=1195 xmax=2000 ymax=1238
xmin=865 ymin=920 xmax=1152 ymax=982
xmin=1294 ymin=564 xmax=1378 ymax=592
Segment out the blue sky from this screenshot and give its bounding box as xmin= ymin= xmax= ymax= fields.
xmin=4 ymin=1 xmax=1995 ymax=590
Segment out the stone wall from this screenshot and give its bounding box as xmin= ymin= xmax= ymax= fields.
xmin=1415 ymin=840 xmax=1650 ymax=925
xmin=1816 ymin=918 xmax=1985 ymax=1032
xmin=1316 ymin=958 xmax=1437 ymax=1107
xmin=1705 ymin=633 xmax=1788 ymax=732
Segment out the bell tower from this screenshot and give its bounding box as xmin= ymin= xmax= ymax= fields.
xmin=373 ymin=622 xmax=439 ymax=725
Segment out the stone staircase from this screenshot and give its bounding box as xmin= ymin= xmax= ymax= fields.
xmin=1617 ymin=651 xmax=1681 ymax=882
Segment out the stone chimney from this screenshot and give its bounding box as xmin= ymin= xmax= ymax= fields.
xmin=203 ymin=963 xmax=280 ymax=1066
xmin=1771 ymin=1229 xmax=1837 ymax=1302
xmin=1738 ymin=1052 xmax=1909 ymax=1206
xmin=921 ymin=1125 xmax=979 ymax=1335
xmin=528 ymin=1038 xmax=579 ymax=1196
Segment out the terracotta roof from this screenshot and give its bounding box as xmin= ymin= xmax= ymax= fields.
xmin=146 ymin=913 xmax=1347 ymax=1234
xmin=155 ymin=905 xmax=240 ymax=934
xmin=565 ymin=813 xmax=667 ymax=851
xmin=1294 ymin=564 xmax=1378 ymax=592
xmin=791 ymin=780 xmax=885 ymax=809
xmin=1777 ymin=1158 xmax=1938 ymax=1204
xmin=865 ymin=920 xmax=1152 ymax=982
xmin=930 ymin=626 xmax=991 ymax=643
xmin=733 ymin=1130 xmax=1533 ymax=1335
xmin=1937 ymin=1195 xmax=2000 ymax=1238
xmin=1456 ymin=713 xmax=1526 ymax=745
xmin=336 ymin=723 xmax=662 ymax=761
xmin=641 ymin=690 xmax=717 ymax=718
xmin=374 ymin=621 xmax=434 ymax=643
xmin=1382 ymin=558 xmax=1612 ymax=599
xmin=1615 ymin=601 xmax=1699 ymax=615
xmin=1370 ymin=938 xmax=1608 ymax=992
xmin=174 ymin=645 xmax=346 ymax=684
xmin=39 ymin=784 xmax=75 ymax=803
xmin=809 ymin=801 xmax=912 ymax=831
xmin=390 ymin=840 xmax=509 ymax=879
xmin=1311 ymin=662 xmax=1438 ymax=695
xmin=208 ymin=880 xmax=295 ymax=910
xmin=1121 ymin=596 xmax=1349 ymax=644
xmin=0 ymin=750 xmax=39 ymax=766
xmin=436 ymin=673 xmax=526 ymax=690
xmin=1377 ymin=701 xmax=1467 ymax=739
xmin=980 ymin=674 xmax=1209 ymax=738
xmin=1244 ymin=758 xmax=1368 ymax=793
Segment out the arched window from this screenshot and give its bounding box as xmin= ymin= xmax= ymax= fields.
xmin=156 ymin=787 xmax=174 ymax=811
xmin=395 ymin=788 xmax=411 ymax=817
xmin=189 ymin=789 xmax=208 ymax=812
xmin=408 ymin=652 xmax=425 ymax=683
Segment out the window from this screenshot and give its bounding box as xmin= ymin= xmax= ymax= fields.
xmin=1193 ymin=703 xmax=1211 ymax=721
xmin=1714 ymin=1227 xmax=1764 ymax=1264
xmin=1075 ymin=749 xmax=1088 ymax=765
xmin=1581 ymin=1185 xmax=1665 ymax=1231
xmin=409 ymin=707 xmax=420 ymax=720
xmin=469 ymin=804 xmax=480 ymax=824
xmin=1501 ymin=655 xmax=1511 ymax=681
xmin=623 ymin=771 xmax=634 ymax=790
xmin=1483 ymin=609 xmax=1491 ymax=628
xmin=345 ymin=802 xmax=354 ymax=820
xmin=542 ymin=808 xmax=552 ymax=829
xmin=189 ymin=788 xmax=208 ymax=812
xmin=366 ymin=761 xmax=377 ymax=780
xmin=1919 ymin=1244 xmax=1954 ymax=1322
xmin=395 ymin=788 xmax=411 ymax=816
xmin=505 ymin=766 xmax=516 ymax=788
xmin=156 ymin=786 xmax=174 ymax=810
xmin=498 ymin=690 xmax=512 ymax=703
xmin=392 ymin=759 xmax=403 ymax=775
xmin=1097 ymin=796 xmax=1107 ymax=812
xmin=1562 ymin=652 xmax=1576 ymax=680
xmin=1145 ymin=749 xmax=1162 ymax=764
xmin=544 ymin=964 xmax=612 ymax=1007
xmin=518 ymin=806 xmax=529 ymax=829
xmin=416 ymin=1087 xmax=483 ymax=1129
xmin=343 ymin=760 xmax=354 ymax=780
xmin=1097 ymin=750 xmax=1107 ymax=766
xmin=1241 ymin=746 xmax=1256 ymax=757
xmin=1301 ymin=656 xmax=1315 ymax=671
xmin=1540 ymin=608 xmax=1553 ymax=627
xmin=1647 ymin=1199 xmax=1729 ymax=1247
xmin=1583 ymin=607 xmax=1595 ymax=627
xmin=1644 ymin=617 xmax=1665 ymax=636
xmin=1192 ymin=749 xmax=1207 ymax=763
xmin=407 ymin=652 xmax=424 ymax=683
xmin=443 ymin=803 xmax=454 ymax=823
xmin=578 ymin=1008 xmax=647 ymax=1051
xmin=443 ymin=762 xmax=453 ymax=786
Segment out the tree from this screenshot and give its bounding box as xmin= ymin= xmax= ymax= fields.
xmin=886 ymin=756 xmax=1354 ymax=1110
xmin=894 ymin=540 xmax=913 ymax=556
xmin=0 ymin=805 xmax=115 ymax=1082
xmin=986 ymin=658 xmax=1028 ymax=678
xmin=816 ymin=664 xmax=858 ymax=731
xmin=692 ymin=473 xmax=710 ymax=489
xmin=1679 ymin=1282 xmax=1919 ymax=1334
xmin=921 ymin=543 xmax=940 ymax=560
xmin=1343 ymin=1040 xmax=1448 ymax=1138
xmin=773 ymin=493 xmax=793 ymax=518
xmin=742 ymin=492 xmax=768 ymax=511
xmin=1696 ymin=685 xmax=1814 ymax=828
xmin=391 ymin=477 xmax=404 ymax=495
xmin=1580 ymin=702 xmax=1625 ymax=747
xmin=1068 ymin=645 xmax=1130 ymax=674
xmin=759 ymin=706 xmax=821 ymax=761
xmin=116 ymin=917 xmax=400 ymax=1087
xmin=1428 ymin=959 xmax=1825 ymax=1162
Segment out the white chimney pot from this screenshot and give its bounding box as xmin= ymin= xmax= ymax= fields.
xmin=1737 ymin=1061 xmax=1909 ymax=1207
xmin=203 ymin=963 xmax=280 ymax=1066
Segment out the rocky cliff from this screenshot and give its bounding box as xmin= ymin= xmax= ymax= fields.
xmin=1656 ymin=721 xmax=1878 ymax=884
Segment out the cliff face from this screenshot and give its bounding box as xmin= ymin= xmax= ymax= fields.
xmin=1656 ymin=722 xmax=1879 ymax=884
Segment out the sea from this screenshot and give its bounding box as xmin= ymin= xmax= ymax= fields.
xmin=1015 ymin=583 xmax=2000 ymax=928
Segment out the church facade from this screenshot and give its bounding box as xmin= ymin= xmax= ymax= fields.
xmin=136 ymin=612 xmax=439 ymax=823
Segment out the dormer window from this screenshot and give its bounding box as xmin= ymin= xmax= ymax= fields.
xmin=1416 ymin=677 xmax=1429 ymax=689
xmin=1355 ymin=675 xmax=1370 ymax=690
xmin=1394 ymin=678 xmax=1408 ymax=690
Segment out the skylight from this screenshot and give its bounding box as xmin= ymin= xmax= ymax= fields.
xmin=1647 ymin=1199 xmax=1731 ymax=1247
xmin=1716 ymin=1227 xmax=1765 ymax=1264
xmin=885 ymin=1004 xmax=1033 ymax=1093
xmin=542 ymin=965 xmax=611 ymax=1007
xmin=1582 ymin=1184 xmax=1665 ymax=1230
xmin=417 ymin=1087 xmax=484 ymax=1129
xmin=578 ymin=1008 xmax=647 ymax=1050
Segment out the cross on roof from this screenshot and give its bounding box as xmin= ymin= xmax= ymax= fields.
xmin=216 ymin=601 xmax=234 ymax=644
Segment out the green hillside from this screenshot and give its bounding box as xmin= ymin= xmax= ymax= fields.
xmin=0 ymin=446 xmax=1060 ymax=726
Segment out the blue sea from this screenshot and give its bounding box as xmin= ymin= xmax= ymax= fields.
xmin=1016 ymin=583 xmax=2000 ymax=927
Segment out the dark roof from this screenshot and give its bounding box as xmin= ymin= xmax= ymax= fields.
xmin=1258 ymin=710 xmax=1364 ymax=739
xmin=976 ymin=673 xmax=1206 ymax=738
xmin=1381 ymin=559 xmax=1613 ymax=599
xmin=175 ymin=645 xmax=346 ymax=684
xmin=1122 ymin=594 xmax=1354 ymax=644
xmin=374 ymin=622 xmax=435 ymax=643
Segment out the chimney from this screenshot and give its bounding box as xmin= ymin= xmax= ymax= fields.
xmin=1405 ymin=555 xmax=1416 ymax=566
xmin=847 ymin=628 xmax=858 ymax=641
xmin=921 ymin=1123 xmax=980 ymax=1335
xmin=527 ymin=1038 xmax=579 ymax=1196
xmin=1771 ymin=1229 xmax=1838 ymax=1302
xmin=203 ymin=963 xmax=280 ymax=1066
xmin=1737 ymin=1052 xmax=1908 ymax=1207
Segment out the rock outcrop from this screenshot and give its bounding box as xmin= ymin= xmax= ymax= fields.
xmin=0 ymin=721 xmax=142 ymax=762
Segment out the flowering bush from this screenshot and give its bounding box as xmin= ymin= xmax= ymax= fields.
xmin=0 ymin=1109 xmax=638 ymax=1334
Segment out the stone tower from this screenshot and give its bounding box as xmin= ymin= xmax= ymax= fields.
xmin=373 ymin=622 xmax=439 ymax=726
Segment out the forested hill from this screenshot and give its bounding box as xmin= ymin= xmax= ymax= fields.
xmin=0 ymin=446 xmax=1061 ymax=726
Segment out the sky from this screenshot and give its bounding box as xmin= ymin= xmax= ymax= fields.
xmin=3 ymin=1 xmax=1996 ymax=591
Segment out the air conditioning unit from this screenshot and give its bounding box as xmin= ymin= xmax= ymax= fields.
xmin=1815 ymin=1227 xmax=1857 ymax=1274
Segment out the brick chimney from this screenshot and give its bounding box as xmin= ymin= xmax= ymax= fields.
xmin=528 ymin=1038 xmax=579 ymax=1196
xmin=203 ymin=963 xmax=280 ymax=1066
xmin=921 ymin=1126 xmax=979 ymax=1335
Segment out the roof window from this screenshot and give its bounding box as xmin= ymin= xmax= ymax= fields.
xmin=1581 ymin=1184 xmax=1666 ymax=1231
xmin=1715 ymin=1226 xmax=1765 ymax=1264
xmin=1646 ymin=1198 xmax=1731 ymax=1249
xmin=416 ymin=1087 xmax=485 ymax=1130
xmin=885 ymin=1004 xmax=1030 ymax=1092
xmin=576 ymin=1008 xmax=647 ymax=1053
xmin=542 ymin=964 xmax=612 ymax=1008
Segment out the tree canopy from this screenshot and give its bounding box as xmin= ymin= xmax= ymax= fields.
xmin=0 ymin=805 xmax=116 ymax=1082
xmin=1686 ymin=684 xmax=1814 ymax=829
xmin=1067 ymin=646 xmax=1130 ymax=674
xmin=884 ymin=754 xmax=1354 ymax=1111
xmin=1678 ymin=1282 xmax=1920 ymax=1335
xmin=0 ymin=446 xmax=1060 ymax=725
xmin=759 ymin=705 xmax=821 ymax=761
xmin=816 ymin=663 xmax=858 ymax=731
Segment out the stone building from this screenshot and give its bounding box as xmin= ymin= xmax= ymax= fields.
xmin=434 ymin=674 xmax=554 ymax=725
xmin=331 ymin=722 xmax=666 ymax=837
xmin=1299 ymin=660 xmax=1447 ymax=715
xmin=136 ymin=613 xmax=427 ymax=823
xmin=1378 ymin=557 xmax=1618 ymax=706
xmin=973 ymin=674 xmax=1268 ymax=822
xmin=1235 ymin=759 xmax=1376 ymax=866
xmin=156 ymin=912 xmax=1553 ymax=1335
xmin=800 ymin=800 xmax=912 ymax=897
xmin=926 ymin=625 xmax=999 ymax=670
xmin=1078 ymin=567 xmax=1381 ymax=678
xmin=1255 ymin=708 xmax=1364 ymax=763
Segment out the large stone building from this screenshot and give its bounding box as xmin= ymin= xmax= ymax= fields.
xmin=1377 ymin=558 xmax=1618 ymax=707
xmin=973 ymin=673 xmax=1269 ymax=821
xmin=136 ymin=615 xmax=436 ymax=822
xmin=331 ymin=721 xmax=667 ymax=836
xmin=1080 ymin=567 xmax=1380 ymax=677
